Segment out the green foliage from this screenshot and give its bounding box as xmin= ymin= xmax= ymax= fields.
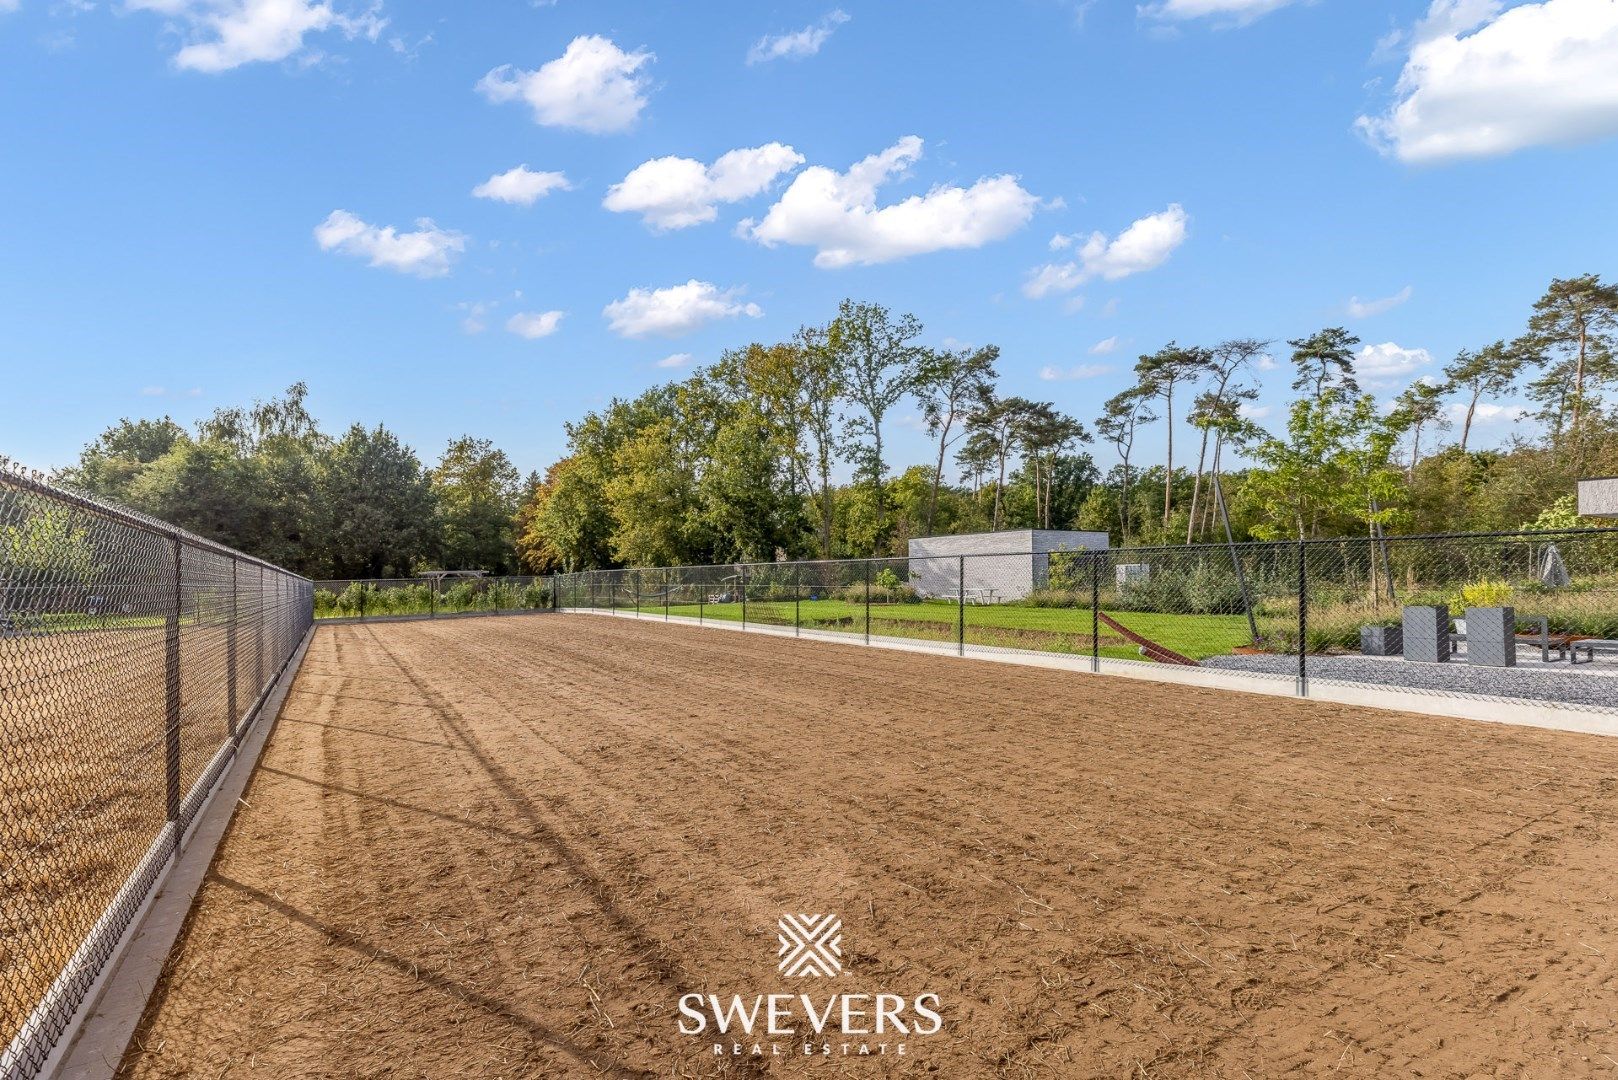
xmin=312 ymin=578 xmax=551 ymax=619
xmin=1111 ymin=562 xmax=1247 ymax=616
xmin=432 ymin=436 xmax=522 ymax=573
xmin=1522 ymin=494 xmax=1589 ymax=532
xmin=317 ymin=424 xmax=436 ymax=578
xmin=1454 ymin=579 xmax=1513 ymax=610
xmin=0 ymin=505 xmax=99 ymax=582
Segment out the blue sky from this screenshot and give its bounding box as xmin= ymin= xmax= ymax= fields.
xmin=4 ymin=0 xmax=1618 ymax=478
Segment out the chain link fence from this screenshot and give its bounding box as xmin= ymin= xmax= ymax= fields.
xmin=555 ymin=529 xmax=1618 ymax=715
xmin=312 ymin=576 xmax=554 ymax=621
xmin=1 ymin=468 xmax=313 ymax=1077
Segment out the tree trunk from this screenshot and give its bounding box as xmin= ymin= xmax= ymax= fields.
xmin=872 ymin=420 xmax=886 ymax=537
xmin=1460 ymin=386 xmax=1480 ymax=453
xmin=818 ymin=457 xmax=834 ymax=559
xmin=993 ymin=443 xmax=1009 ymax=530
xmin=1119 ymin=452 xmax=1131 ymax=542
xmin=1574 ymin=321 xmax=1587 ymax=431
xmin=1163 ymin=386 xmax=1174 ymax=529
xmin=1186 ymin=423 xmax=1211 ymax=545
xmin=926 ymin=416 xmax=952 ymax=536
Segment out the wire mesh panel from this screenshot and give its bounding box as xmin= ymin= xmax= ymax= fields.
xmin=1291 ymin=531 xmax=1618 ymax=710
xmin=1094 ymin=542 xmax=1301 ymax=694
xmin=554 ymin=528 xmax=1618 ymax=715
xmin=0 ymin=468 xmax=312 ymax=1077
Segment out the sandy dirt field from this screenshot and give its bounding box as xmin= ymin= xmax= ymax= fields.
xmin=118 ymin=615 xmax=1618 ymax=1078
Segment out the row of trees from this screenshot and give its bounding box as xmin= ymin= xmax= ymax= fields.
xmin=514 ymin=299 xmax=1107 ymax=572
xmin=60 ymin=384 xmax=526 ymax=578
xmin=57 ymin=276 xmax=1618 ymax=576
xmin=516 ymin=277 xmax=1618 ymax=569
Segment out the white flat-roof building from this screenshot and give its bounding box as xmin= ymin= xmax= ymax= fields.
xmin=908 ymin=529 xmax=1110 ymax=602
xmin=1577 ymin=477 xmax=1618 ymax=518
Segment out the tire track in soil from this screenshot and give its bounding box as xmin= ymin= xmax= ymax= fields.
xmin=442 ymin=621 xmax=1577 ymax=1002
xmin=357 ymin=626 xmax=767 ymax=1079
xmin=408 ymin=618 xmax=1618 ymax=1074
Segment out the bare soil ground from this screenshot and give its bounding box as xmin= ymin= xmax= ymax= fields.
xmin=1 ymin=622 xmax=275 ymax=1053
xmin=119 ymin=615 xmax=1618 ymax=1078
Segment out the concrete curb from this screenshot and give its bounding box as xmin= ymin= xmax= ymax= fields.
xmin=48 ymin=626 xmax=316 ymax=1080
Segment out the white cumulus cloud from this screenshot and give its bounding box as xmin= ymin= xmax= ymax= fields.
xmin=472 ymin=165 xmax=571 ymax=206
xmin=657 ymin=352 xmax=693 ymax=368
xmin=128 ymin=0 xmax=385 ymax=73
xmin=1358 ymin=0 xmax=1618 ymax=163
xmin=506 ymin=310 xmax=564 ymax=339
xmin=744 ymin=136 xmax=1039 ymax=268
xmin=747 ymin=8 xmax=849 ymax=63
xmin=1347 ymin=285 xmax=1414 ymax=318
xmin=1025 ymin=204 xmax=1188 ymax=299
xmin=477 ymin=35 xmax=652 ymax=134
xmin=603 ymin=280 xmax=762 ymax=339
xmin=1140 ymin=0 xmax=1302 ymax=24
xmin=1358 ymin=341 xmax=1435 ymax=384
xmin=313 ymin=210 xmax=465 ymax=277
xmin=604 ymin=143 xmax=804 ymax=230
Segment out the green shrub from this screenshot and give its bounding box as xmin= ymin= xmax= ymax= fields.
xmin=1113 ymin=563 xmax=1247 ymax=616
xmin=1454 ymin=578 xmax=1513 ymax=610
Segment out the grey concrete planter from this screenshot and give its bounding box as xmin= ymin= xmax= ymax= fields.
xmin=1466 ymin=605 xmax=1517 ymax=667
xmin=1402 ymin=604 xmax=1450 ymax=663
xmin=1360 ymin=624 xmax=1403 ymax=656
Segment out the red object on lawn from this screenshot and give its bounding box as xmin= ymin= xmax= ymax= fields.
xmin=1097 ymin=611 xmax=1200 ymax=667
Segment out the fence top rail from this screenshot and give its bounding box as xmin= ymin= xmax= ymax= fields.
xmin=1 ymin=465 xmax=310 ymax=581
xmin=559 ymin=526 xmax=1618 ymax=579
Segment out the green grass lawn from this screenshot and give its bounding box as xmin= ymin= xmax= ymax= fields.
xmin=4 ymin=612 xmax=169 ymax=633
xmin=619 ymin=598 xmax=1252 ymax=662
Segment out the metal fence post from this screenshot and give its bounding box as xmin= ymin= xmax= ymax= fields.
xmin=255 ymin=565 xmax=265 ymax=699
xmin=227 ymin=557 xmax=238 ymax=740
xmin=740 ymin=564 xmax=747 ymax=629
xmin=1297 ymin=540 xmax=1309 ymax=697
xmin=358 ymin=582 xmax=365 ymax=621
xmin=165 ymin=539 xmax=182 ymax=824
xmin=698 ymin=578 xmax=705 ymax=624
xmin=665 ymin=572 xmax=670 ymax=621
xmin=795 ymin=565 xmax=802 ymax=637
xmin=957 ymin=556 xmax=965 ymax=657
xmin=635 ymin=570 xmax=642 ymax=617
xmin=1091 ymin=552 xmax=1101 ymax=673
xmin=864 ymin=560 xmax=871 ymax=646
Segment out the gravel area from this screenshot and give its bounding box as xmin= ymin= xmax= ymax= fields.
xmin=1205 ymin=652 xmax=1618 ymax=710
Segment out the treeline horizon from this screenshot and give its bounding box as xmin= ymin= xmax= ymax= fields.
xmin=53 ymin=276 xmax=1618 ymax=577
